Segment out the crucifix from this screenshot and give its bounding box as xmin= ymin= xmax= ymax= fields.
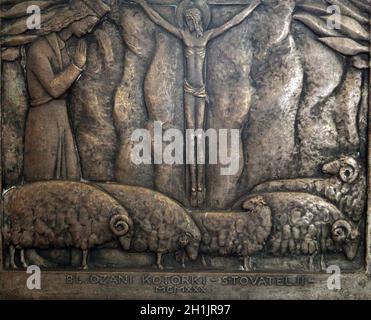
xmin=131 ymin=0 xmax=261 ymax=207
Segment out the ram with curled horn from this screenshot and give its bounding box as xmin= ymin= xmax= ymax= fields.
xmin=234 ymin=193 xmax=360 ymax=271
xmin=3 ymin=181 xmax=134 ymax=270
xmin=244 ymin=156 xmax=366 ymax=222
xmin=331 ymin=219 xmax=360 ymax=261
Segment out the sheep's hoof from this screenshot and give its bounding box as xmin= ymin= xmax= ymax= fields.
xmin=182 ymin=264 xmax=186 ymax=269
xmin=307 ymin=256 xmax=316 ymax=272
xmin=243 ymin=257 xmax=253 ymax=272
xmin=201 ymin=256 xmax=208 ymax=268
xmin=243 ymin=265 xmax=254 ymax=272
xmin=10 ymin=264 xmax=18 ymax=270
xmin=238 ymin=265 xmax=245 ymax=271
xmin=81 ymin=265 xmax=89 ymax=270
xmin=21 ymin=263 xmax=28 ymax=269
xmin=157 ymin=264 xmax=164 ymax=270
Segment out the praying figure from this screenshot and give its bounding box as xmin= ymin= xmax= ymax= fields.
xmin=24 ymin=0 xmax=110 ymax=182
xmin=135 ymin=0 xmax=261 ymax=207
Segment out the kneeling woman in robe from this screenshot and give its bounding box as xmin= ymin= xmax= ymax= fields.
xmin=24 ymin=0 xmax=109 ymax=181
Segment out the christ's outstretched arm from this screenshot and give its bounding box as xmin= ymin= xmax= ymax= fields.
xmin=206 ymin=0 xmax=261 ymax=40
xmin=135 ymin=0 xmax=182 ymax=39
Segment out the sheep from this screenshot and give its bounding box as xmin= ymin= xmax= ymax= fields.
xmin=190 ymin=196 xmax=272 ymax=271
xmin=246 ymin=156 xmax=366 ymax=222
xmin=237 ymin=192 xmax=360 ymax=271
xmin=97 ymin=183 xmax=201 ymax=269
xmin=3 ymin=181 xmax=133 ymax=270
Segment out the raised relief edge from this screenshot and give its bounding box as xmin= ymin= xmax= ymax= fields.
xmin=0 ymin=3 xmax=370 ymax=300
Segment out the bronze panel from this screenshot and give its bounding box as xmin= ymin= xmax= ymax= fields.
xmin=0 ymin=0 xmax=370 ymax=299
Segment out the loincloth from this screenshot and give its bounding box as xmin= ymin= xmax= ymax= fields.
xmin=184 ymin=79 xmax=209 ymax=103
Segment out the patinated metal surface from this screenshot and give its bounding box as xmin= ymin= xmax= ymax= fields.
xmin=0 ymin=0 xmax=370 ymax=299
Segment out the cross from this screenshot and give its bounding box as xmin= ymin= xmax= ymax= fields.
xmin=122 ymin=0 xmax=261 ymax=207
xmin=117 ymin=0 xmax=256 ymax=28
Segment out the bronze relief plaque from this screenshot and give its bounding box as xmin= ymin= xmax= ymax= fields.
xmin=0 ymin=0 xmax=370 ymax=300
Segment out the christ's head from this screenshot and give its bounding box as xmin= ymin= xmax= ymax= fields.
xmin=185 ymin=7 xmax=203 ymax=38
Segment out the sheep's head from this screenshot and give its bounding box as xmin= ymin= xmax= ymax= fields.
xmin=331 ymin=219 xmax=360 ymax=260
xmin=242 ymin=196 xmax=267 ymax=212
xmin=179 ymin=232 xmax=200 ymax=261
xmin=322 ymin=156 xmax=360 ymax=183
xmin=322 ymin=156 xmax=365 ymax=222
xmin=110 ymin=214 xmax=133 ymax=250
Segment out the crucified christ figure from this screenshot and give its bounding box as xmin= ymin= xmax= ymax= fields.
xmin=135 ymin=0 xmax=261 ymax=207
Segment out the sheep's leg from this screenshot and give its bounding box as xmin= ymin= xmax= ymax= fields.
xmin=308 ymin=254 xmax=316 ymax=272
xmin=181 ymin=251 xmax=186 ymax=269
xmin=201 ymin=255 xmax=208 ymax=268
xmin=9 ymin=245 xmax=17 ymax=269
xmin=82 ymin=250 xmax=89 ymax=270
xmin=20 ymin=249 xmax=28 ymax=269
xmin=320 ymin=254 xmax=327 ymax=272
xmin=243 ymin=256 xmax=253 ymax=271
xmin=190 ymin=185 xmax=198 ymax=208
xmin=156 ymin=252 xmax=164 ymax=270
